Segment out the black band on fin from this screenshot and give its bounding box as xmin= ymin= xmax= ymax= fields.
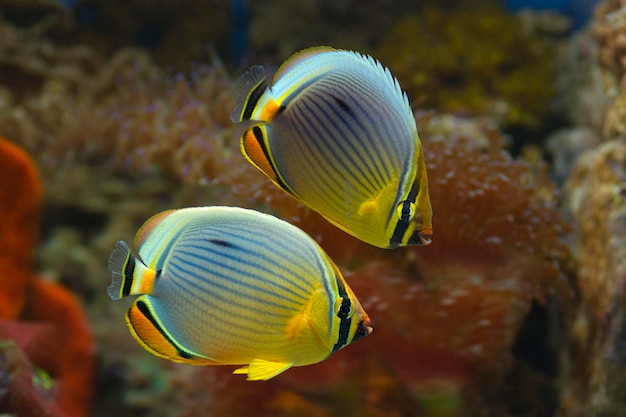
xmin=243 ymin=79 xmax=268 ymax=121
xmin=331 ymin=275 xmax=352 ymax=354
xmin=122 ymin=255 xmax=135 ymax=297
xmin=135 ymin=300 xmax=194 ymax=360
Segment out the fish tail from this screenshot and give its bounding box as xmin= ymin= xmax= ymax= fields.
xmin=231 ymin=65 xmax=270 ymax=122
xmin=108 ymin=240 xmax=157 ymax=300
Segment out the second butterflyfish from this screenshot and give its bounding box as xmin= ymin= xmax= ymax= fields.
xmin=231 ymin=46 xmax=433 ymax=248
xmin=107 ymin=206 xmax=372 ymax=381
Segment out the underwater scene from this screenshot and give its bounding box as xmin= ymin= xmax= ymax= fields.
xmin=1 ymin=0 xmax=626 ymax=415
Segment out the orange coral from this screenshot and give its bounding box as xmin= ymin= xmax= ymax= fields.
xmin=0 ymin=135 xmax=95 ymax=417
xmin=22 ymin=278 xmax=96 ymax=417
xmin=0 ymin=138 xmax=42 ymax=319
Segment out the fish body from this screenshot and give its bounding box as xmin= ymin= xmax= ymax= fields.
xmin=107 ymin=206 xmax=371 ymax=380
xmin=231 ymin=46 xmax=433 ymax=248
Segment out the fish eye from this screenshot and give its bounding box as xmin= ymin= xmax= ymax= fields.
xmin=334 ymin=297 xmax=353 ymax=319
xmin=395 ymin=200 xmax=415 ymax=222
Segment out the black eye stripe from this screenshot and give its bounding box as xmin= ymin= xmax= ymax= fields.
xmin=401 ymin=200 xmax=412 ymax=221
xmin=337 ymin=297 xmax=351 ymax=318
xmin=389 ymin=178 xmax=420 ymax=247
xmin=331 ymin=272 xmax=352 ymax=354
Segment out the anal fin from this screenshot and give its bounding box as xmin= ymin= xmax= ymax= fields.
xmin=126 ymin=297 xmax=218 ymax=365
xmin=233 ymin=358 xmax=293 ymax=381
xmin=241 ymin=124 xmax=295 ymax=196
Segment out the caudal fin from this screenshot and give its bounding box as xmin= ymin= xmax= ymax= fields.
xmin=108 ymin=240 xmax=156 ymax=300
xmin=230 ymin=65 xmax=269 ymax=122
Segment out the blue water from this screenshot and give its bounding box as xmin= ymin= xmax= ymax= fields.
xmin=505 ymin=0 xmax=601 ymax=27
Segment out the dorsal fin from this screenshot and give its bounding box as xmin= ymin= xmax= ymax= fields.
xmin=274 ymin=46 xmax=336 ymax=81
xmin=135 ymin=209 xmax=176 ymax=249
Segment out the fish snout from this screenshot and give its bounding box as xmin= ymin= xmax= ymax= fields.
xmin=363 ymin=317 xmax=373 ymax=335
xmin=408 ymin=228 xmax=432 ymax=246
xmin=352 ymin=317 xmax=373 ymax=343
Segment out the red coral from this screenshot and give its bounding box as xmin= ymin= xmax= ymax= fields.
xmin=417 ymin=130 xmax=570 ymax=303
xmin=0 ymin=138 xmax=42 ymax=319
xmin=0 ymin=336 xmax=63 ymax=417
xmin=0 ymin=136 xmax=95 ymax=417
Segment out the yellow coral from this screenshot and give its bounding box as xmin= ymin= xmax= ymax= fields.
xmin=376 ymin=6 xmax=555 ymax=128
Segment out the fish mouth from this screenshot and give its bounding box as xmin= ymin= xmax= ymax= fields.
xmin=408 ymin=228 xmax=432 ymax=246
xmin=363 ymin=316 xmax=373 ymax=335
xmin=352 ymin=318 xmax=373 ymax=343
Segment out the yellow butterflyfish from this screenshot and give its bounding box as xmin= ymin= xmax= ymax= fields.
xmin=231 ymin=46 xmax=433 ymax=248
xmin=107 ymin=206 xmax=372 ymax=380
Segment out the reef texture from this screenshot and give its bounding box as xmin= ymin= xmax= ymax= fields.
xmin=549 ymin=5 xmax=626 ymax=413
xmin=558 ymin=0 xmax=626 ymax=139
xmin=245 ymin=0 xmax=419 ymax=63
xmin=592 ymin=0 xmax=626 ymax=138
xmin=0 ymin=136 xmax=95 ymax=417
xmin=375 ymin=5 xmax=556 ymax=128
xmin=0 ymin=15 xmax=237 ymax=188
xmin=560 ymin=139 xmax=626 ymax=417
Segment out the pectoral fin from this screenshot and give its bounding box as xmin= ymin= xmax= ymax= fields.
xmin=233 ymin=358 xmax=293 ymax=381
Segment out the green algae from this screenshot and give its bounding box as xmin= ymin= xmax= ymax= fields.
xmin=376 ymin=6 xmax=556 ymax=128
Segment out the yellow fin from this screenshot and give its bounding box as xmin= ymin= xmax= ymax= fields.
xmin=233 ymin=359 xmax=293 ymax=381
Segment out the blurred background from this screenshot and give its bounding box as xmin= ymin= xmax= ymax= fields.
xmin=2 ymin=0 xmax=626 ymax=416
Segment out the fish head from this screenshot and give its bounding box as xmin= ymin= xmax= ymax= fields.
xmin=388 ymin=141 xmax=433 ymax=248
xmin=344 ymin=282 xmax=372 ymax=343
xmin=329 ymin=263 xmax=372 ymax=353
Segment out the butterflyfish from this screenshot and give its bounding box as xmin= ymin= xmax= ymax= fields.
xmin=107 ymin=206 xmax=372 ymax=381
xmin=231 ymin=46 xmax=433 ymax=248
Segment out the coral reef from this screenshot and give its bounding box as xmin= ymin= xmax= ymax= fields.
xmin=375 ymin=6 xmax=556 ymax=128
xmin=593 ymin=0 xmax=626 ymax=85
xmin=0 ymin=337 xmax=63 ymax=417
xmin=0 ymin=0 xmax=233 ymax=69
xmin=0 ymin=138 xmax=42 ymax=319
xmin=245 ymin=0 xmax=420 ymax=64
xmin=545 ymin=127 xmax=602 ymax=184
xmin=181 ymin=113 xmax=571 ymax=417
xmin=592 ymin=0 xmax=626 ymax=138
xmin=557 ymin=0 xmax=626 ymax=139
xmin=560 ymin=139 xmax=626 ymax=417
xmin=70 ymin=0 xmax=233 ymax=68
xmin=553 ymin=30 xmax=609 ymax=134
xmin=0 ymin=136 xmax=95 ymax=417
xmin=0 ymin=15 xmax=238 ymax=187
xmin=3 ymin=1 xmax=618 ymax=415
